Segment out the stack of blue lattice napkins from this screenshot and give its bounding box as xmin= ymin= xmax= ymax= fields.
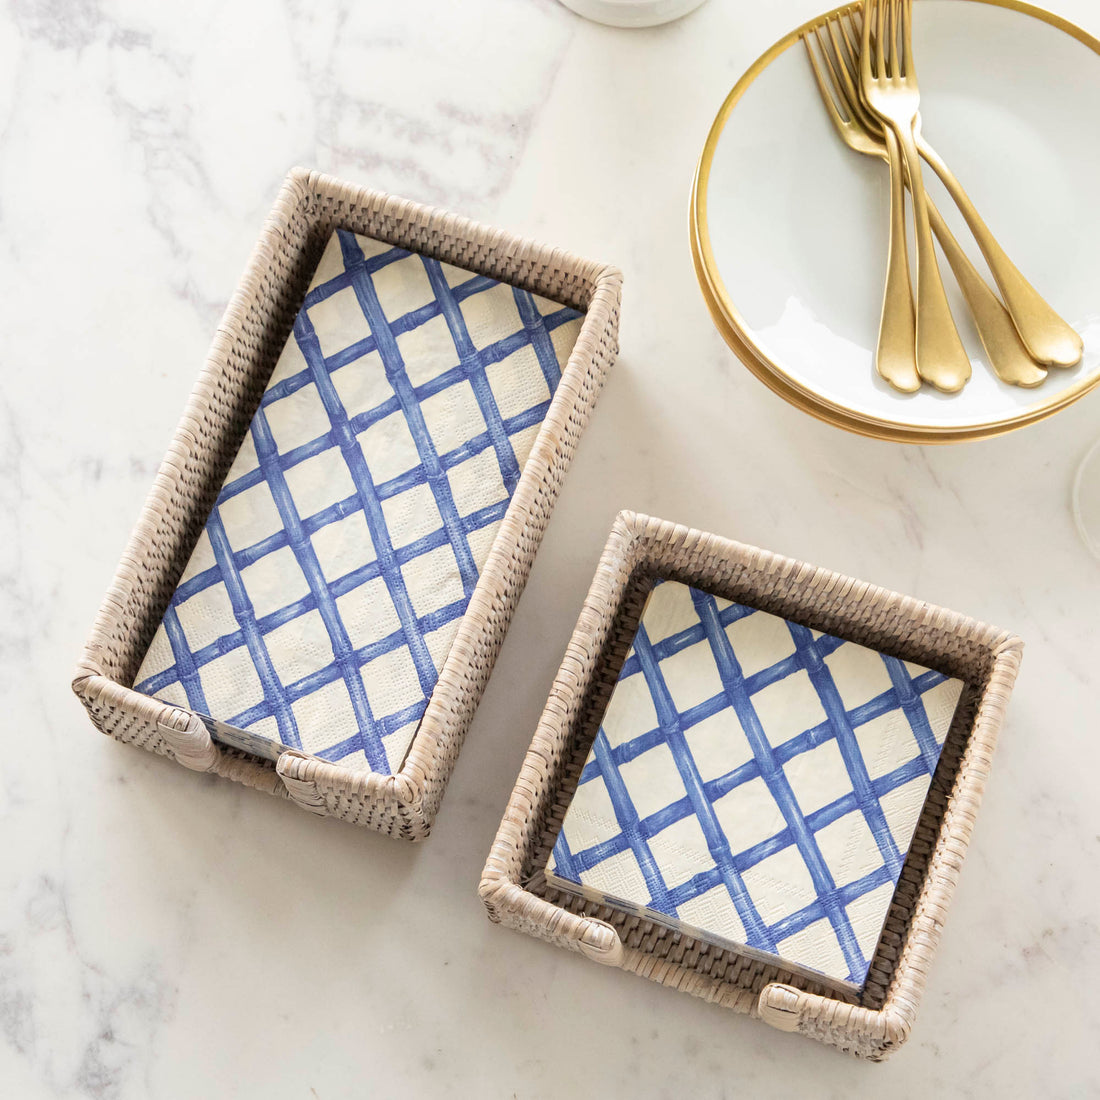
xmin=133 ymin=229 xmax=583 ymax=775
xmin=546 ymin=580 xmax=965 ymax=993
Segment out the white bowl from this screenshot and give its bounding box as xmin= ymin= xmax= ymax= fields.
xmin=692 ymin=0 xmax=1100 ymax=443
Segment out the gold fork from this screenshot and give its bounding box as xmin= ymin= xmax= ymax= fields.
xmin=861 ymin=0 xmax=970 ymax=392
xmin=899 ymin=19 xmax=1081 ymax=368
xmin=804 ymin=11 xmax=1047 ymax=388
xmin=818 ymin=8 xmax=917 ymax=391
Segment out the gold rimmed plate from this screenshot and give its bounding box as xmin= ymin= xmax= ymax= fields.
xmin=692 ymin=0 xmax=1100 ymax=443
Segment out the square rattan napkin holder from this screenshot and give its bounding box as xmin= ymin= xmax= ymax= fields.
xmin=73 ymin=168 xmax=621 ymax=840
xmin=479 ymin=511 xmax=1022 ymax=1058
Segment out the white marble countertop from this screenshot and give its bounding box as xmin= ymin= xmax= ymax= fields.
xmin=4 ymin=0 xmax=1099 ymax=1095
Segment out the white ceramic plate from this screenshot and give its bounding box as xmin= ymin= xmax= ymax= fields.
xmin=692 ymin=0 xmax=1100 ymax=443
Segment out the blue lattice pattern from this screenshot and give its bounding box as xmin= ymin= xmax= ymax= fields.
xmin=134 ymin=229 xmax=584 ymax=774
xmin=547 ymin=580 xmax=964 ymax=991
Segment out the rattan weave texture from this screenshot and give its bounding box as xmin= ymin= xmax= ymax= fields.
xmin=480 ymin=511 xmax=1022 ymax=1058
xmin=73 ymin=168 xmax=621 ymax=839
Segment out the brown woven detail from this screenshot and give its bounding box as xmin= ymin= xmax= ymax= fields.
xmin=480 ymin=511 xmax=1023 ymax=1059
xmin=72 ymin=168 xmax=620 ymax=839
xmin=73 ymin=669 xmax=292 ymax=799
xmin=209 ymin=749 xmax=288 ymax=799
xmin=155 ymin=712 xmax=219 ymax=773
xmin=477 ymin=878 xmax=624 ymax=965
xmin=74 ymin=670 xmax=184 ymax=762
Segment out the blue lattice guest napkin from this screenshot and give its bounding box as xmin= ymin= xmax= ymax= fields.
xmin=134 ymin=229 xmax=583 ymax=775
xmin=546 ymin=580 xmax=965 ymax=992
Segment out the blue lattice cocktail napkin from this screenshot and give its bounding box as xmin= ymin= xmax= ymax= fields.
xmin=133 ymin=229 xmax=583 ymax=775
xmin=546 ymin=580 xmax=965 ymax=992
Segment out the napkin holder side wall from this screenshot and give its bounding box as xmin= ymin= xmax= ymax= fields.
xmin=72 ymin=167 xmax=622 ymax=840
xmin=479 ymin=511 xmax=1023 ymax=1059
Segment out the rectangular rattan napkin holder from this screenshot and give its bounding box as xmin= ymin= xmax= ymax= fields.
xmin=73 ymin=167 xmax=621 ymax=840
xmin=479 ymin=511 xmax=1022 ymax=1059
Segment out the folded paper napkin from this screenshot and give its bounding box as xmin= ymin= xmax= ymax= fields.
xmin=134 ymin=229 xmax=584 ymax=774
xmin=546 ymin=580 xmax=965 ymax=992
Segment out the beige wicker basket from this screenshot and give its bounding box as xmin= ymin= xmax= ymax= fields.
xmin=480 ymin=511 xmax=1023 ymax=1059
xmin=73 ymin=167 xmax=621 ymax=840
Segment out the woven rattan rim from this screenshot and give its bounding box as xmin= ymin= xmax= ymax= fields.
xmin=480 ymin=511 xmax=1022 ymax=1059
xmin=73 ymin=168 xmax=622 ymax=839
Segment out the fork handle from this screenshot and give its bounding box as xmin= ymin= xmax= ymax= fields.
xmin=917 ymin=133 xmax=1083 ymax=368
xmin=875 ymin=126 xmax=919 ymax=392
xmin=927 ymin=200 xmax=1047 ymax=388
xmin=894 ymin=126 xmax=972 ymax=392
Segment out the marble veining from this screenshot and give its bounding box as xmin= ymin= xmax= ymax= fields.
xmin=3 ymin=0 xmax=1100 ymax=1095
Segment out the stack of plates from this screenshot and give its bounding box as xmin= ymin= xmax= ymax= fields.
xmin=691 ymin=0 xmax=1100 ymax=443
